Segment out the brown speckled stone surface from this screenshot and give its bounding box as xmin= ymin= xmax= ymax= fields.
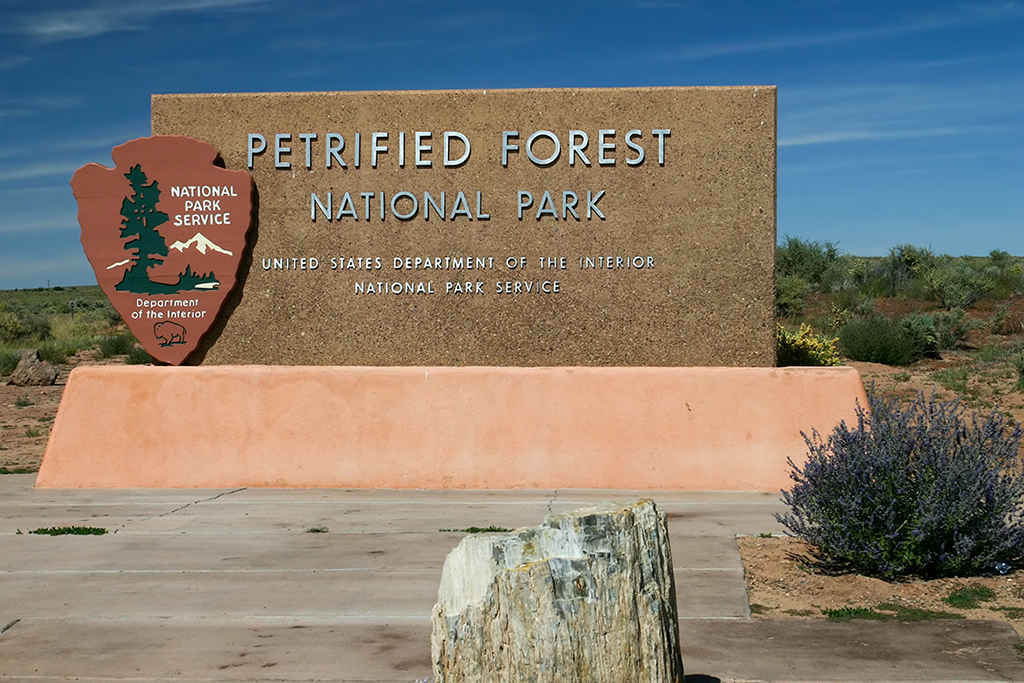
xmin=152 ymin=87 xmax=776 ymax=366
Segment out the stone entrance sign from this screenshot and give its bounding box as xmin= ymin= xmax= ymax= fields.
xmin=152 ymin=87 xmax=776 ymax=366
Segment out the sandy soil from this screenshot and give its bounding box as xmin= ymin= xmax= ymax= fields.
xmin=0 ymin=350 xmax=123 ymax=471
xmin=739 ymin=536 xmax=1024 ymax=637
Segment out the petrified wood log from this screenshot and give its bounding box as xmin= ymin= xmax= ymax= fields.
xmin=431 ymin=499 xmax=683 ymax=683
xmin=7 ymin=350 xmax=58 ymax=387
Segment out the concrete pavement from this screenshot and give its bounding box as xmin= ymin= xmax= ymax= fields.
xmin=1 ymin=474 xmax=1022 ymax=682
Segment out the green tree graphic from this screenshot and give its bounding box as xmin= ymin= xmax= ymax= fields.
xmin=114 ymin=165 xmax=217 ymax=294
xmin=115 ymin=165 xmax=169 ymax=293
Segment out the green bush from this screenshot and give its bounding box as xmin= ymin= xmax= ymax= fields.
xmin=778 ymin=392 xmax=1024 ymax=579
xmin=100 ymin=303 xmax=122 ymax=327
xmin=25 ymin=315 xmax=51 ymax=340
xmin=926 ymin=261 xmax=993 ymax=309
xmin=98 ymin=333 xmax=136 ymax=358
xmin=49 ymin=315 xmax=103 ymax=342
xmin=0 ymin=311 xmax=30 ymax=343
xmin=900 ymin=313 xmax=939 ymax=358
xmin=36 ymin=339 xmax=88 ymax=364
xmin=881 ymin=244 xmax=936 ymax=298
xmin=776 ymin=275 xmax=810 ymax=318
xmin=126 ymin=346 xmax=153 ymax=365
xmin=777 ymin=324 xmax=841 ymax=367
xmin=777 ymin=236 xmax=840 ymax=285
xmin=988 ymin=304 xmax=1019 ymax=335
xmin=986 ymin=250 xmax=1023 ymax=299
xmin=900 ymin=309 xmax=978 ymax=358
xmin=0 ymin=348 xmax=19 ymax=376
xmin=838 ymin=316 xmax=921 ymax=366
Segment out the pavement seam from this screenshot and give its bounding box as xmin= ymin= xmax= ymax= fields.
xmin=736 ymin=534 xmax=753 ymax=620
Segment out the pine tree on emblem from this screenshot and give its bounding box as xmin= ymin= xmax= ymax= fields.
xmin=115 ymin=165 xmax=171 ymax=293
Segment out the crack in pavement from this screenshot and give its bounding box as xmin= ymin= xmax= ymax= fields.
xmin=112 ymin=488 xmax=248 ymax=533
xmin=547 ymin=489 xmax=559 ymax=515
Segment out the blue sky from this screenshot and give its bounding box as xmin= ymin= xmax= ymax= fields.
xmin=0 ymin=0 xmax=1021 ymax=289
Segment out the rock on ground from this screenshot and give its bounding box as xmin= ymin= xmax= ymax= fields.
xmin=431 ymin=499 xmax=683 ymax=683
xmin=7 ymin=350 xmax=58 ymax=387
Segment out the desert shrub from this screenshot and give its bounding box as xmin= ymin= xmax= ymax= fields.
xmin=101 ymin=303 xmax=122 ymax=327
xmin=98 ymin=333 xmax=136 ymax=358
xmin=882 ymin=244 xmax=936 ymax=298
xmin=900 ymin=313 xmax=940 ymax=358
xmin=777 ymin=323 xmax=841 ymax=367
xmin=827 ymin=304 xmax=852 ymax=333
xmin=36 ymin=338 xmax=90 ymax=364
xmin=838 ymin=315 xmax=921 ymax=366
xmin=988 ymin=304 xmax=1019 ymax=335
xmin=777 ymin=392 xmax=1024 ymax=580
xmin=925 ymin=261 xmax=993 ymax=310
xmin=36 ymin=341 xmax=70 ymax=365
xmin=900 ymin=310 xmax=979 ymax=358
xmin=0 ymin=348 xmax=19 ymax=376
xmin=25 ymin=315 xmax=52 ymax=341
xmin=0 ymin=311 xmax=30 ymax=343
xmin=777 ymin=236 xmax=840 ymax=286
xmin=986 ymin=250 xmax=1023 ymax=299
xmin=854 ymin=297 xmax=876 ymax=316
xmin=126 ymin=346 xmax=153 ymax=365
xmin=931 ymin=309 xmax=981 ymax=348
xmin=47 ymin=314 xmax=105 ymax=359
xmin=776 ymin=274 xmax=810 ymax=318
xmin=975 ymin=343 xmax=1005 ymax=363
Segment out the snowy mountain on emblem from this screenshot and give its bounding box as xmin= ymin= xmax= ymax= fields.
xmin=169 ymin=233 xmax=233 ymax=256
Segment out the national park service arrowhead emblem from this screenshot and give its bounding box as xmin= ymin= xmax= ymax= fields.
xmin=72 ymin=136 xmax=254 ymax=365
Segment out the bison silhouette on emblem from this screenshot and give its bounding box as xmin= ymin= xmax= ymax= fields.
xmin=154 ymin=321 xmax=187 ymax=347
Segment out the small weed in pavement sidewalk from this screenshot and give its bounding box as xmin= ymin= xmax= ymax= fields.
xmin=28 ymin=526 xmax=106 ymax=536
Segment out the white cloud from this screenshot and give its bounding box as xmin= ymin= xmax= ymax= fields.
xmin=0 ymin=56 xmax=30 ymax=70
xmin=0 ymin=95 xmax=81 ymax=121
xmin=648 ymin=4 xmax=1024 ymax=63
xmin=0 ymin=215 xmax=79 ymax=236
xmin=780 ymin=124 xmax=1012 ymax=147
xmin=0 ymin=160 xmax=96 ymax=183
xmin=779 ymin=146 xmax=1021 ymax=176
xmin=778 ymin=82 xmax=1024 ymax=148
xmin=17 ymin=0 xmax=269 ymax=43
xmin=0 ymin=128 xmax=145 ymax=162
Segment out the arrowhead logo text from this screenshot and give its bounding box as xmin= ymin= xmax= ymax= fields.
xmin=72 ymin=136 xmax=254 ymax=365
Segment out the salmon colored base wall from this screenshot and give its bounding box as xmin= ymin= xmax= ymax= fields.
xmin=36 ymin=365 xmax=868 ymax=491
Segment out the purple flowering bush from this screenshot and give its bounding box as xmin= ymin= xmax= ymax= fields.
xmin=777 ymin=392 xmax=1024 ymax=580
